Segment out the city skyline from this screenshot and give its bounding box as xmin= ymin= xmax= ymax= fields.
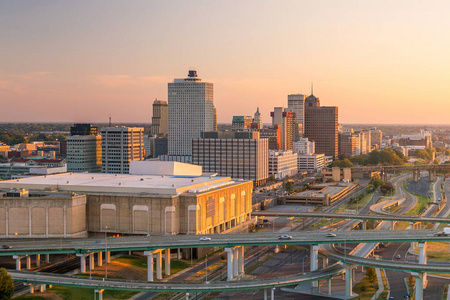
xmin=2 ymin=1 xmax=450 ymax=124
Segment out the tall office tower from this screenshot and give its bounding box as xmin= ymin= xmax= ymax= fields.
xmin=288 ymin=94 xmax=305 ymax=138
xmin=168 ymin=70 xmax=214 ymax=157
xmin=271 ymin=107 xmax=295 ymax=151
xmin=192 ymin=131 xmax=269 ymax=186
xmin=150 ymin=99 xmax=168 ymax=136
xmin=304 ymin=93 xmax=338 ymax=158
xmin=259 ymin=125 xmax=281 ymax=150
xmin=213 ymin=106 xmax=218 ymax=131
xmin=70 ymin=123 xmax=99 ymax=136
xmin=232 ymin=116 xmax=253 ymax=131
xmin=338 ymin=131 xmax=359 ymax=157
xmin=101 ymin=127 xmax=144 ymax=174
xmin=253 ymin=107 xmax=263 ymax=129
xmin=67 ymin=124 xmax=101 ymax=172
xmin=369 ymin=128 xmax=382 ymax=148
xmin=361 ymin=130 xmax=371 ymax=152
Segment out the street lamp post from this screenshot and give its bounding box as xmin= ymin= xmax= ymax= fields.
xmin=205 ymin=254 xmax=208 ymax=283
xmin=89 ymin=251 xmax=92 ymax=279
xmin=104 ymin=225 xmax=108 ymax=279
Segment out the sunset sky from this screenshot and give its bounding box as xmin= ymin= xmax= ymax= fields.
xmin=1 ymin=1 xmax=450 ymax=124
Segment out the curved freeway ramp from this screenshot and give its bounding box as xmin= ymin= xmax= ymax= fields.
xmin=319 ymin=243 xmax=450 ymax=273
xmin=7 ymin=265 xmax=345 ymax=293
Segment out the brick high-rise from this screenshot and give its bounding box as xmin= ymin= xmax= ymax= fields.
xmin=304 ymin=93 xmax=338 ymax=158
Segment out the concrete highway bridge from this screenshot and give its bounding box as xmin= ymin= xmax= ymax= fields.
xmin=3 ymin=229 xmax=450 ymax=299
xmin=351 ymin=164 xmax=450 ymax=181
xmin=252 ymin=210 xmax=450 ymax=224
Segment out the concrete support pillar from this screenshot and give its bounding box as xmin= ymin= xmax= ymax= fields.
xmin=26 ymin=256 xmax=31 ymax=270
xmin=418 ymin=242 xmax=428 ymax=287
xmin=40 ymin=285 xmax=46 ymax=292
xmin=78 ymin=254 xmax=86 ymax=273
xmin=15 ymin=257 xmax=21 ymax=271
xmin=45 ymin=254 xmax=50 ymax=263
xmin=322 ymin=257 xmax=328 ymax=269
xmin=412 ymin=272 xmax=424 ymax=299
xmin=90 ymin=253 xmax=95 ymax=271
xmin=97 ymin=252 xmax=103 ymax=267
xmin=264 ymin=289 xmax=267 ymax=300
xmin=144 ymin=251 xmax=154 ymax=282
xmin=165 ymin=249 xmax=171 ymax=276
xmin=238 ymin=246 xmax=244 ymax=275
xmin=328 ymin=278 xmax=332 ymax=295
xmin=29 ymin=284 xmax=34 ymax=294
xmin=156 ymin=251 xmax=162 ymax=280
xmin=344 ymin=264 xmax=353 ymax=298
xmin=225 ymin=247 xmax=234 ymax=281
xmin=36 ymin=254 xmax=40 ymax=267
xmin=95 ymin=289 xmax=105 ymax=300
xmin=310 ymin=245 xmax=319 ymax=287
xmin=413 ymin=170 xmax=419 ymax=181
xmin=177 ymin=248 xmax=181 ymax=260
xmin=185 ymin=292 xmax=189 ymax=300
xmin=274 ymin=245 xmax=279 ymax=253
xmin=271 ymin=287 xmax=275 ymax=300
xmin=233 ymin=247 xmax=239 ymax=278
xmin=106 ymin=251 xmax=111 ymax=263
xmin=362 ymin=221 xmax=366 ymax=230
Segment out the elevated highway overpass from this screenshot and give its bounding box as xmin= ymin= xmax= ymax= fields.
xmin=252 ymin=211 xmax=450 ymax=224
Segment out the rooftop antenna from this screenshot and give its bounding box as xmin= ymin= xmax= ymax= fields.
xmin=311 ymin=82 xmax=314 ymax=95
xmin=109 ymin=114 xmax=111 ymax=127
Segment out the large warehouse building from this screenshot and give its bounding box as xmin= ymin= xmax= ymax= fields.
xmin=0 ymin=162 xmax=253 ymax=237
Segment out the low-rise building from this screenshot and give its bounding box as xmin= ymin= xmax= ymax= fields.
xmin=0 ymin=188 xmax=87 ymax=238
xmin=0 ymin=166 xmax=253 ymax=237
xmin=268 ymin=150 xmax=298 ymax=179
xmin=297 ymin=153 xmax=325 ymax=173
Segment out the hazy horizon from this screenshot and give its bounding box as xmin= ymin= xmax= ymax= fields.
xmin=2 ymin=1 xmax=450 ymax=124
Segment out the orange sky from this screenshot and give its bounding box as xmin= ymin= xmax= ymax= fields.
xmin=1 ymin=1 xmax=450 ymax=124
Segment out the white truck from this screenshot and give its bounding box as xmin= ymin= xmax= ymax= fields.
xmin=434 ymin=227 xmax=450 ymax=236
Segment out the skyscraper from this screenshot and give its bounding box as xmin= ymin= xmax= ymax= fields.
xmin=304 ymin=93 xmax=338 ymax=158
xmin=168 ymin=70 xmax=215 ymax=157
xmin=288 ymin=94 xmax=305 ymax=138
xmin=253 ymin=107 xmax=263 ymax=129
xmin=101 ymin=127 xmax=144 ymax=174
xmin=67 ymin=124 xmax=101 ymax=172
xmin=150 ymin=99 xmax=168 ymax=136
xmin=271 ymin=107 xmax=295 ymax=151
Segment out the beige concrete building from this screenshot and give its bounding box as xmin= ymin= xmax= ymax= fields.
xmin=0 ymin=171 xmax=252 ymax=236
xmin=0 ymin=189 xmax=87 ymax=238
xmin=321 ymin=167 xmax=352 ymax=182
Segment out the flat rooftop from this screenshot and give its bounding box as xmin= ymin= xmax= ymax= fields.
xmin=0 ymin=173 xmax=240 ymax=195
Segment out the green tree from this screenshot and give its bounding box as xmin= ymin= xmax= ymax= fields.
xmin=268 ymin=175 xmax=276 ymax=182
xmin=370 ymin=173 xmax=383 ymax=189
xmin=0 ymin=268 xmax=14 ymax=300
xmin=364 ymin=267 xmax=377 ymax=285
xmin=330 ymin=159 xmax=354 ymax=168
xmin=284 ymin=181 xmax=294 ymax=194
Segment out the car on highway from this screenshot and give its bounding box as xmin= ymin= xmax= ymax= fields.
xmin=2 ymin=245 xmax=11 ymax=249
xmin=199 ymin=237 xmax=211 ymax=241
xmin=278 ymin=234 xmax=292 ymax=240
xmin=396 ymin=254 xmax=401 ymax=259
xmin=326 ymin=233 xmax=336 ymax=237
